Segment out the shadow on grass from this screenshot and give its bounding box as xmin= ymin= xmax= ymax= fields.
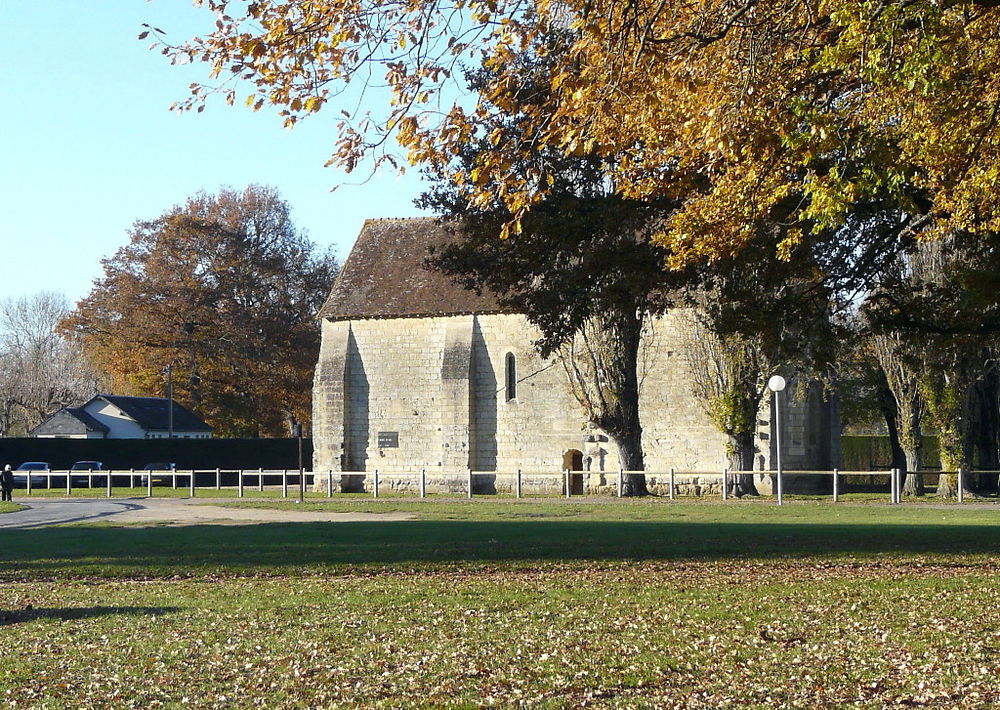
xmin=1 ymin=516 xmax=1000 ymax=578
xmin=0 ymin=606 xmax=180 ymax=626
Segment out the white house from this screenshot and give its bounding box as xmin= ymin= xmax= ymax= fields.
xmin=30 ymin=395 xmax=212 ymax=440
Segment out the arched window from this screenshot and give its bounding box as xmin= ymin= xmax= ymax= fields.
xmin=505 ymin=352 xmax=517 ymax=401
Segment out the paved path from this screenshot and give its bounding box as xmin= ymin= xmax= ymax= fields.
xmin=0 ymin=497 xmax=415 ymax=529
xmin=0 ymin=498 xmax=147 ymax=529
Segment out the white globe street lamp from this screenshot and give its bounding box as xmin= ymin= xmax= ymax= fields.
xmin=768 ymin=375 xmax=786 ymax=506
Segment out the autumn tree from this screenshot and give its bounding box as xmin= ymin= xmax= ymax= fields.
xmin=157 ymin=1 xmax=1000 ymax=278
xmin=419 ymin=42 xmax=685 ymax=494
xmin=155 ymin=1 xmax=1000 ymax=480
xmin=0 ymin=292 xmax=100 ymax=436
xmin=60 ymin=186 xmax=338 ymax=437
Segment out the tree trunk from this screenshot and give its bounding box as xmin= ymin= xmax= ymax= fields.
xmin=601 ymin=313 xmax=647 ymax=496
xmin=970 ymin=370 xmax=999 ymax=493
xmin=936 ymin=472 xmax=958 ymax=498
xmin=563 ymin=309 xmax=648 ymax=496
xmin=920 ymin=353 xmax=982 ymax=499
xmin=900 ymin=415 xmax=924 ymax=497
xmin=902 ymin=446 xmax=924 ymax=496
xmin=876 ymin=378 xmax=907 ymax=471
xmin=609 ymin=425 xmax=648 ymax=496
xmin=935 ymin=423 xmax=979 ymax=498
xmin=726 ymin=430 xmax=759 ymax=496
xmin=972 ymin=370 xmax=1000 ymax=468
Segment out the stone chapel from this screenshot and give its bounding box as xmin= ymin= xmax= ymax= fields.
xmin=312 ymin=218 xmax=840 ymax=494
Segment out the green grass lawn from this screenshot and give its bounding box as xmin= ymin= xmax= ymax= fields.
xmin=2 ymin=501 xmax=999 ymax=708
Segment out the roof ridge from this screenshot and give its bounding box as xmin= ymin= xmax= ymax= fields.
xmin=364 ymin=215 xmax=437 ymax=223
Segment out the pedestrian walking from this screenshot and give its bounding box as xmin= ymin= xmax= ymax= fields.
xmin=0 ymin=464 xmax=13 ymax=502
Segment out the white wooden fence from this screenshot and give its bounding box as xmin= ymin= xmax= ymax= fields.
xmin=13 ymin=467 xmax=990 ymax=504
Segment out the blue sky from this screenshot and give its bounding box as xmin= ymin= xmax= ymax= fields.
xmin=0 ymin=0 xmax=430 ymax=304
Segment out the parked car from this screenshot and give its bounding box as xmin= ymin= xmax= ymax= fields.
xmin=70 ymin=460 xmax=105 ymax=486
xmin=14 ymin=461 xmax=49 ymax=487
xmin=139 ymin=462 xmax=177 ymax=485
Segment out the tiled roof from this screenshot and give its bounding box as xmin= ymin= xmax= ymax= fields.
xmin=66 ymin=407 xmax=110 ymax=433
xmin=318 ymin=218 xmax=503 ymax=321
xmin=98 ymin=395 xmax=212 ymax=432
xmin=29 ymin=407 xmax=110 ymax=437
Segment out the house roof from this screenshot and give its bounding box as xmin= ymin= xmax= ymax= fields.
xmin=29 ymin=407 xmax=110 ymax=437
xmin=318 ymin=217 xmax=503 ymax=321
xmin=96 ymin=395 xmax=212 ymax=432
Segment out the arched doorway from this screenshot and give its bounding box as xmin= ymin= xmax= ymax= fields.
xmin=562 ymin=449 xmax=584 ymax=495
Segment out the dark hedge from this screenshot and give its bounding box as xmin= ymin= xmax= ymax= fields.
xmin=839 ymin=435 xmax=941 ymax=472
xmin=0 ymin=438 xmax=313 ymax=471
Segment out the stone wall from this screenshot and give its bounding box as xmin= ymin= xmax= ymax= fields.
xmin=312 ymin=311 xmax=839 ymax=493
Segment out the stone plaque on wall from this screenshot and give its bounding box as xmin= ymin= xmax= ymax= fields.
xmin=377 ymin=431 xmax=399 ymax=448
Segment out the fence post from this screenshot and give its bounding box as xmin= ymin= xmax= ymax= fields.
xmin=189 ymin=470 xmax=195 ymax=498
xmin=419 ymin=469 xmax=426 ymax=499
xmin=466 ymin=468 xmax=472 ymax=499
xmin=282 ymin=469 xmax=288 ymax=498
xmin=26 ymin=471 xmax=31 ymax=496
xmin=721 ymin=468 xmax=728 ymax=501
xmin=776 ymin=467 xmax=784 ymax=506
xmin=238 ymin=470 xmax=244 ymax=498
xmin=373 ymin=469 xmax=379 ymax=499
xmin=130 ymin=468 xmax=135 ymax=488
xmin=832 ymin=468 xmax=839 ymax=503
xmin=890 ymin=468 xmax=897 ymax=504
xmin=958 ymin=467 xmax=965 ymax=504
xmin=46 ymin=472 xmax=51 ymax=490
xmin=516 ymin=469 xmax=522 ymax=499
xmin=146 ymin=470 xmax=152 ymax=498
xmin=564 ymin=469 xmax=570 ymax=498
xmin=258 ymin=468 xmax=264 ymax=493
xmin=172 ymin=471 xmax=177 ymax=490
xmin=617 ymin=469 xmax=623 ymax=498
xmin=215 ymin=468 xmax=221 ymax=491
xmin=107 ymin=469 xmax=113 ymax=498
xmin=327 ymin=470 xmax=334 ymax=498
xmin=669 ymin=468 xmax=675 ymax=500
xmin=66 ymin=470 xmax=71 ymax=496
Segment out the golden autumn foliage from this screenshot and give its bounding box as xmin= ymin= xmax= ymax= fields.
xmin=159 ymin=1 xmax=1000 ymax=267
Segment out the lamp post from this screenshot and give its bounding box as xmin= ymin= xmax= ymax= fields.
xmin=768 ymin=375 xmax=786 ymax=506
xmin=164 ymin=363 xmax=174 ymax=439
